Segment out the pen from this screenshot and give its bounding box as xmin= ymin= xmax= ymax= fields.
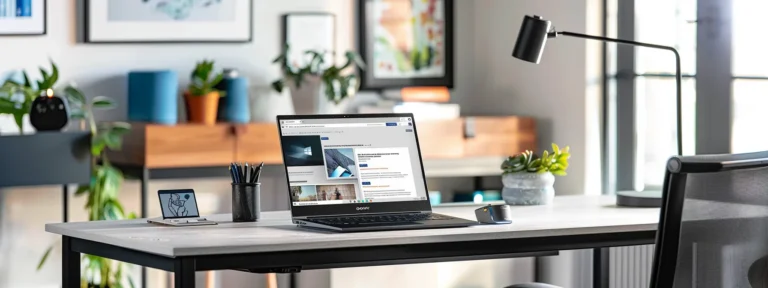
xmin=228 ymin=166 xmax=236 ymax=183
xmin=245 ymin=162 xmax=250 ymax=184
xmin=256 ymin=162 xmax=264 ymax=183
xmin=232 ymin=163 xmax=241 ymax=184
xmin=240 ymin=162 xmax=246 ymax=182
xmin=250 ymin=165 xmax=256 ymax=183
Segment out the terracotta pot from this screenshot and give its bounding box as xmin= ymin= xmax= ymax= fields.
xmin=185 ymin=91 xmax=220 ymax=125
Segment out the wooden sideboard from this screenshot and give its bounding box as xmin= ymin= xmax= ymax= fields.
xmin=109 ymin=116 xmax=536 ymax=169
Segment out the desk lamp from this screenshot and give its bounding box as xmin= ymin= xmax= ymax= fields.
xmin=512 ymin=15 xmax=683 ymax=207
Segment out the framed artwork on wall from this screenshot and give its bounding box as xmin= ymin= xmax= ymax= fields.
xmin=357 ymin=0 xmax=454 ymax=90
xmin=84 ymin=0 xmax=253 ymax=43
xmin=0 ymin=0 xmax=46 ymax=36
xmin=282 ymin=13 xmax=336 ymax=69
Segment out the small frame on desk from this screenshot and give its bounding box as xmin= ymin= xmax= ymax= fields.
xmin=0 ymin=0 xmax=46 ymax=36
xmin=357 ymin=0 xmax=455 ymax=89
xmin=84 ymin=0 xmax=253 ymax=43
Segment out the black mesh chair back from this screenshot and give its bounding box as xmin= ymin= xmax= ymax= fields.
xmin=651 ymin=151 xmax=768 ymax=287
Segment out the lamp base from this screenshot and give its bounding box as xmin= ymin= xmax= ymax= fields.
xmin=616 ymin=190 xmax=662 ymax=208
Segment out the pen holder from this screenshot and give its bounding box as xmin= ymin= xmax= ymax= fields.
xmin=232 ymin=183 xmax=260 ymax=222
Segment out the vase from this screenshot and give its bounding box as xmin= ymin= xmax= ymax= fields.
xmin=288 ymin=76 xmax=350 ymax=115
xmin=128 ymin=70 xmax=178 ymax=125
xmin=30 ymin=90 xmax=69 ymax=131
xmin=501 ymin=172 xmax=555 ymax=205
xmin=185 ymin=91 xmax=220 ymax=125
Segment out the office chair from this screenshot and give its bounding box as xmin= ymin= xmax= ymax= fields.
xmin=650 ymin=151 xmax=768 ymax=287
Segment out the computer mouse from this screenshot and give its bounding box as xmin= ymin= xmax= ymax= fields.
xmin=475 ymin=204 xmax=513 ymax=224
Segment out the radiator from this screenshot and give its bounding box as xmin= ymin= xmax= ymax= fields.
xmin=610 ymin=245 xmax=655 ymax=288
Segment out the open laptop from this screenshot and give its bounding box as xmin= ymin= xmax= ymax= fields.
xmin=277 ymin=113 xmax=478 ymax=232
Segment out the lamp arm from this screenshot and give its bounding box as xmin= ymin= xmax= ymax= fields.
xmin=551 ymin=30 xmax=683 ymax=155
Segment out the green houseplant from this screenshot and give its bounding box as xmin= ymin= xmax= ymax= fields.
xmin=271 ymin=45 xmax=365 ymax=114
xmin=37 ymin=86 xmax=136 ymax=288
xmin=500 ymin=143 xmax=570 ymax=205
xmin=0 ymin=61 xmax=59 ymax=133
xmin=185 ymin=60 xmax=224 ymax=125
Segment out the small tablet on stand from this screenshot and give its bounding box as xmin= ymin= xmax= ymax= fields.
xmin=148 ymin=189 xmax=217 ymax=227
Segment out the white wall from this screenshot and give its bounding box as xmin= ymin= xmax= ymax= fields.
xmin=0 ymin=0 xmax=603 ymax=287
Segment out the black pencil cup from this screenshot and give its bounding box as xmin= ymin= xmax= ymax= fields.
xmin=232 ymin=183 xmax=260 ymax=222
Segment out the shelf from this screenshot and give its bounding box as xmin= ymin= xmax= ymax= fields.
xmin=108 ymin=117 xmax=536 ymax=174
xmin=0 ymin=131 xmax=91 ymax=187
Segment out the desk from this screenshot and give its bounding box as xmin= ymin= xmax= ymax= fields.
xmin=46 ymin=196 xmax=659 ymax=288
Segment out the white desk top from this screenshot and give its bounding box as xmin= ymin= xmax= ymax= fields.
xmin=46 ymin=196 xmax=659 ymax=257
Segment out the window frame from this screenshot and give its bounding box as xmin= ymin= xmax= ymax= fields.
xmin=604 ymin=0 xmax=734 ymax=194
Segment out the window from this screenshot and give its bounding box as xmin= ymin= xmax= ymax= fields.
xmin=606 ymin=0 xmax=697 ymax=192
xmin=731 ymin=0 xmax=768 ymax=153
xmin=304 ymin=147 xmax=313 ymax=156
xmin=607 ymin=0 xmax=762 ymax=193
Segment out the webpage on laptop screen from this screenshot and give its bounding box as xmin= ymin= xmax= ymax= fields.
xmin=279 ymin=117 xmax=429 ymax=207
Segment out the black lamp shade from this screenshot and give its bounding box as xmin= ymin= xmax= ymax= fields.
xmin=512 ymin=15 xmax=552 ymax=64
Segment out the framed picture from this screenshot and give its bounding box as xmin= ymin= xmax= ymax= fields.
xmin=84 ymin=0 xmax=252 ymax=43
xmin=358 ymin=0 xmax=454 ymax=90
xmin=0 ymin=0 xmax=46 ymax=36
xmin=282 ymin=13 xmax=336 ymax=69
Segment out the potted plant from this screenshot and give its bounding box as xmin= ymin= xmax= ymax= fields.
xmin=271 ymin=45 xmax=365 ymax=114
xmin=500 ymin=143 xmax=571 ymax=205
xmin=186 ymin=60 xmax=224 ymax=125
xmin=37 ymin=86 xmax=136 ymax=287
xmin=0 ymin=61 xmax=60 ymax=134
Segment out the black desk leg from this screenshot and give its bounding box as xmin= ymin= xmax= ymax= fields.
xmin=593 ymin=247 xmax=610 ymax=288
xmin=62 ymin=185 xmax=69 ymax=223
xmin=174 ymin=258 xmax=196 ymax=288
xmin=62 ymin=236 xmax=79 ymax=288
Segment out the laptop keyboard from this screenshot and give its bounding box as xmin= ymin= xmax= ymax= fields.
xmin=309 ymin=213 xmax=456 ymax=226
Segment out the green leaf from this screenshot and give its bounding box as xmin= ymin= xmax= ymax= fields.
xmin=64 ymin=86 xmax=86 ymax=105
xmin=271 ymin=80 xmax=284 ymax=93
xmin=92 ymin=135 xmax=106 ymax=156
xmin=75 ymin=185 xmax=90 ymax=196
xmin=552 ymin=143 xmax=560 ymax=155
xmin=22 ymin=71 xmax=32 ymax=88
xmin=92 ymin=96 xmax=116 ymax=109
xmin=50 ymin=61 xmax=59 ymax=87
xmin=70 ymin=111 xmax=86 ymax=120
xmin=36 ymin=245 xmax=54 ymax=271
xmin=552 ymin=170 xmax=567 ymax=176
xmin=12 ymin=112 xmax=24 ymax=133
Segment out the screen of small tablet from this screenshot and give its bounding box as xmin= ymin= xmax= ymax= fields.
xmin=158 ymin=189 xmax=200 ymax=219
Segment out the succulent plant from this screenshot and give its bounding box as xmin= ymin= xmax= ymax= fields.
xmin=502 ymin=143 xmax=571 ymax=176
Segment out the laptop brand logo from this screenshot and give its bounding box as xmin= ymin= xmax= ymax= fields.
xmin=356 ymin=206 xmax=370 ymax=211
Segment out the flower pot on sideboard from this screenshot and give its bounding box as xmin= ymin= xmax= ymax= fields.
xmin=185 ymin=91 xmax=220 ymax=125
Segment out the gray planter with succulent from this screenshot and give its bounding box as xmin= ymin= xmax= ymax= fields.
xmin=500 ymin=144 xmax=570 ymax=205
xmin=271 ymin=45 xmax=365 ymax=114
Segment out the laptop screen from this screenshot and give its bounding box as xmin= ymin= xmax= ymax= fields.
xmin=279 ymin=116 xmax=429 ymax=208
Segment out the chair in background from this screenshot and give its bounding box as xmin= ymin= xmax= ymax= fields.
xmin=651 ymin=151 xmax=768 ymax=287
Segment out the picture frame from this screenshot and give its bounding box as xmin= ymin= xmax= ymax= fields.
xmin=281 ymin=13 xmax=337 ymax=69
xmin=357 ymin=0 xmax=455 ymax=90
xmin=84 ymin=0 xmax=253 ymax=43
xmin=0 ymin=0 xmax=46 ymax=36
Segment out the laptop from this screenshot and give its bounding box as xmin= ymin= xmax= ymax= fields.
xmin=277 ymin=113 xmax=478 ymax=232
xmin=147 ymin=189 xmax=217 ymax=227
